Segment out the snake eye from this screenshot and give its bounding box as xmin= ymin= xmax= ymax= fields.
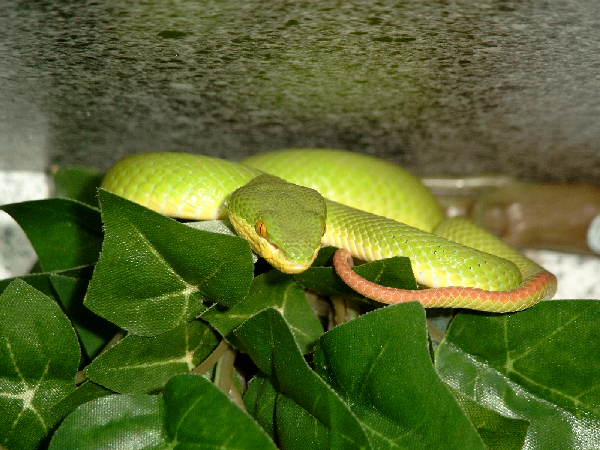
xmin=256 ymin=220 xmax=268 ymax=238
xmin=323 ymin=223 xmax=327 ymax=236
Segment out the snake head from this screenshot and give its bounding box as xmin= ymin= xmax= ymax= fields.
xmin=227 ymin=174 xmax=327 ymax=273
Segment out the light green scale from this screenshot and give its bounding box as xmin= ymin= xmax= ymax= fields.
xmin=242 ymin=148 xmax=445 ymax=233
xmin=103 ymin=152 xmax=260 ymax=220
xmin=322 ymin=200 xmax=521 ymax=290
xmin=102 ymin=149 xmax=549 ymax=295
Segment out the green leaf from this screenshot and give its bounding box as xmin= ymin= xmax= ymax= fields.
xmin=52 ymin=165 xmax=104 ymax=207
xmin=294 ymin=266 xmax=359 ymax=298
xmin=84 ymin=190 xmax=254 ymax=336
xmin=49 ymin=375 xmax=278 ymax=449
xmin=48 ymin=394 xmax=166 ymax=450
xmin=243 ymin=373 xmax=278 ymax=439
xmin=447 ymin=387 xmax=529 ymax=450
xmin=163 ymin=374 xmax=277 ymax=448
xmin=203 ymin=270 xmax=323 ymax=354
xmin=50 ymin=274 xmax=119 ymax=360
xmin=49 ymin=381 xmax=114 ymax=426
xmin=0 ymin=266 xmax=96 ymax=289
xmin=235 ymin=308 xmax=371 ymax=450
xmin=294 ymin=254 xmax=417 ymax=299
xmin=435 ymin=300 xmax=600 ymax=449
xmin=0 ymin=279 xmax=80 ymax=450
xmin=0 ymin=274 xmax=57 ymax=298
xmin=352 ymin=256 xmax=418 ymax=290
xmin=0 ymin=271 xmax=116 ymax=361
xmin=313 ymin=302 xmax=485 ymax=449
xmin=0 ymin=199 xmax=103 ymax=272
xmin=310 ymin=245 xmax=338 ymax=266
xmin=85 ymin=320 xmax=220 ymax=394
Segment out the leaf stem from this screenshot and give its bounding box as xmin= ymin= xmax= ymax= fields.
xmin=191 ymin=339 xmax=229 ymax=375
xmin=214 ymin=343 xmax=246 ymax=411
xmin=331 ymin=296 xmax=361 ymax=328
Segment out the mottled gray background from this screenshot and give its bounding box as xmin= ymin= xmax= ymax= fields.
xmin=1 ymin=0 xmax=599 ymax=180
xmin=2 ymin=0 xmax=600 ymax=299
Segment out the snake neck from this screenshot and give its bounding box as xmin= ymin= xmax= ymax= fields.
xmin=322 ymin=200 xmax=523 ymax=291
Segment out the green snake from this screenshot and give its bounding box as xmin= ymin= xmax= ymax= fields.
xmin=102 ymin=149 xmax=557 ymax=312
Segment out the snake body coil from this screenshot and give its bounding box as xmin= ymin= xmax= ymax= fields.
xmin=103 ymin=149 xmax=557 ymax=312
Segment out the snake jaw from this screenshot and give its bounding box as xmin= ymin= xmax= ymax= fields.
xmin=269 ymin=248 xmax=321 ymax=274
xmin=261 ymin=235 xmax=322 ymax=274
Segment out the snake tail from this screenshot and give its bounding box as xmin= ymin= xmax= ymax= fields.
xmin=333 ymin=248 xmax=557 ymax=312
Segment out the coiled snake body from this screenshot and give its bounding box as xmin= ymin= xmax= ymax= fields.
xmin=103 ymin=149 xmax=557 ymax=312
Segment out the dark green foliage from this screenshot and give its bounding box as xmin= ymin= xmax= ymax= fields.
xmin=0 ymin=167 xmax=598 ymax=449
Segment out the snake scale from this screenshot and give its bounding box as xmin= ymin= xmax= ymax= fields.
xmin=102 ymin=149 xmax=557 ymax=312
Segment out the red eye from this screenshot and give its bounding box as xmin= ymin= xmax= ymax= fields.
xmin=256 ymin=220 xmax=268 ymax=238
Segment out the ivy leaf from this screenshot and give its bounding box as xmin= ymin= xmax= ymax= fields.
xmin=163 ymin=374 xmax=277 ymax=448
xmin=294 ymin=254 xmax=417 ymax=298
xmin=49 ymin=274 xmax=119 ymax=360
xmin=0 ymin=279 xmax=80 ymax=450
xmin=447 ymin=388 xmax=530 ymax=450
xmin=243 ymin=373 xmax=278 ymax=439
xmin=84 ymin=190 xmax=254 ymax=336
xmin=313 ymin=302 xmax=486 ymax=449
xmin=49 ymin=381 xmax=114 ymax=426
xmin=310 ymin=245 xmax=338 ymax=267
xmin=203 ymin=270 xmax=323 ymax=354
xmin=0 ymin=274 xmax=58 ymax=298
xmin=48 ymin=394 xmax=166 ymax=449
xmin=435 ymin=300 xmax=600 ymax=449
xmin=0 ymin=199 xmax=103 ymax=272
xmin=52 ymin=165 xmax=104 ymax=208
xmin=84 ymin=320 xmax=220 ymax=394
xmin=0 ymin=271 xmax=116 ymax=362
xmin=235 ymin=308 xmax=371 ymax=450
xmin=48 ymin=375 xmax=277 ymax=449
